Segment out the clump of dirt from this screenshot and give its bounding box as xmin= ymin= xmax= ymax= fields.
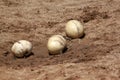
xmin=81 ymin=6 xmax=110 ymax=23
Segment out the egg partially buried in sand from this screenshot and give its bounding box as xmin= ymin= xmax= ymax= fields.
xmin=11 ymin=40 xmax=32 ymax=58
xmin=65 ymin=20 xmax=84 ymax=38
xmin=47 ymin=35 xmax=67 ymax=55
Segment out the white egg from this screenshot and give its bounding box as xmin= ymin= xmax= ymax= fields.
xmin=65 ymin=20 xmax=84 ymax=38
xmin=47 ymin=35 xmax=66 ymax=55
xmin=11 ymin=40 xmax=32 ymax=58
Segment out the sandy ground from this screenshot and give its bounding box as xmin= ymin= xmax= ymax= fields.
xmin=0 ymin=0 xmax=120 ymax=80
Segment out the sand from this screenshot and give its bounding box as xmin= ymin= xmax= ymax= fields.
xmin=0 ymin=0 xmax=120 ymax=80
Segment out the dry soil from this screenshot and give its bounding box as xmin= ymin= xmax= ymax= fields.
xmin=0 ymin=0 xmax=120 ymax=80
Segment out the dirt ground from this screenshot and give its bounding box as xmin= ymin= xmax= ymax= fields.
xmin=0 ymin=0 xmax=120 ymax=80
